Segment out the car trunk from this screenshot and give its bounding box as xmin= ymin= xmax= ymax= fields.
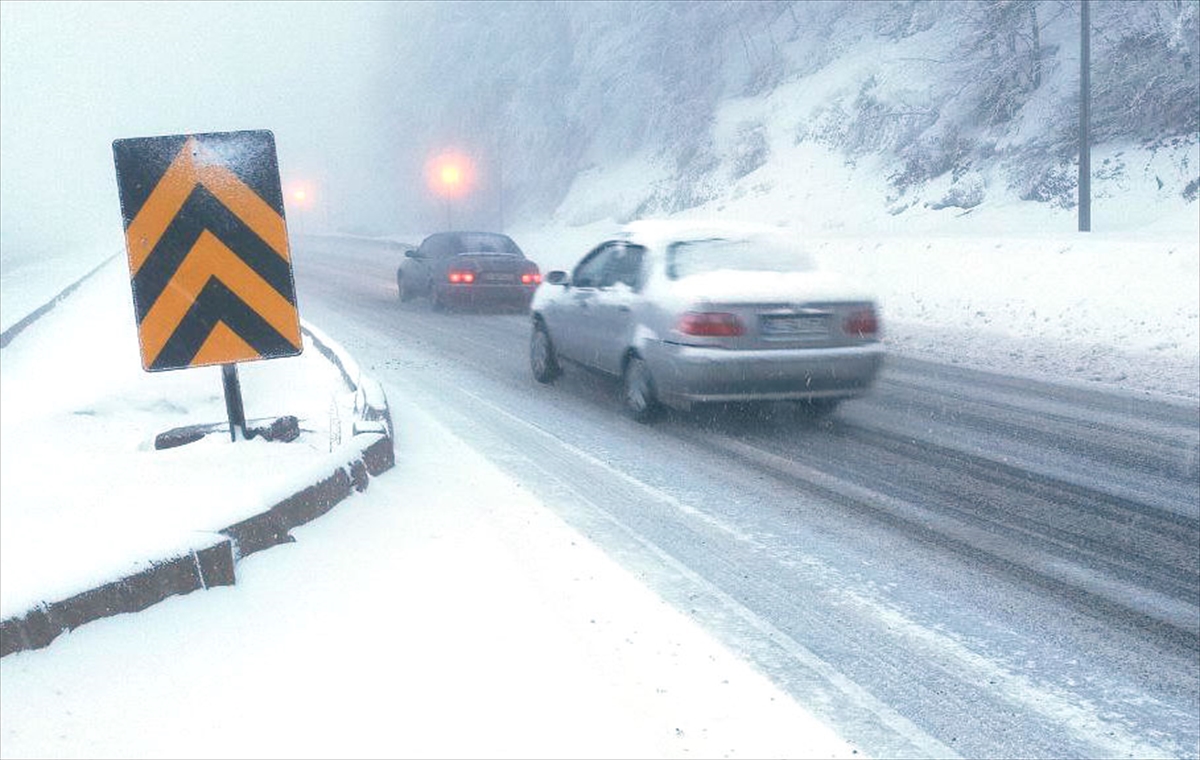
xmin=454 ymin=252 xmax=527 ymax=284
xmin=665 ymin=270 xmax=878 ymax=350
xmin=676 ymin=299 xmax=880 ymax=350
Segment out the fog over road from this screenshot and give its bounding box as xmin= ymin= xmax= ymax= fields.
xmin=294 ymin=235 xmax=1199 ymax=759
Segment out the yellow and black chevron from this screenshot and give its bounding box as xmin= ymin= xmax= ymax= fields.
xmin=113 ymin=130 xmax=302 ymax=371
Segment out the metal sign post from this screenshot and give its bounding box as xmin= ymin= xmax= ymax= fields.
xmin=221 ymin=364 xmax=247 ymax=441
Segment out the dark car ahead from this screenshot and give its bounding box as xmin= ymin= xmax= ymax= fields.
xmin=397 ymin=231 xmax=541 ymax=311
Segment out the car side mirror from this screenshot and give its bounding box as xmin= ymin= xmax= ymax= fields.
xmin=405 ymin=250 xmax=421 ymax=259
xmin=546 ymin=270 xmax=569 ymax=286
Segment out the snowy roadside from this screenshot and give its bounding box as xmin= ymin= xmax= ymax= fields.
xmin=0 ymin=386 xmax=864 ymax=760
xmin=0 ymin=257 xmax=393 ymax=635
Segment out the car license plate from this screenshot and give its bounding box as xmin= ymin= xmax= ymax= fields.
xmin=761 ymin=313 xmax=829 ymax=340
xmin=482 ymin=272 xmax=516 ymax=283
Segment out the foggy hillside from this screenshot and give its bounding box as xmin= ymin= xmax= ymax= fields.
xmin=1 ymin=1 xmax=1196 ymax=275
xmin=375 ymin=0 xmax=1199 ymax=233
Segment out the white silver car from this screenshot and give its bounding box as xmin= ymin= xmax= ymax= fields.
xmin=529 ymin=220 xmax=885 ymax=422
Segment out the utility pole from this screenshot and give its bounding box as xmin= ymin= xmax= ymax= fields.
xmin=1078 ymin=0 xmax=1091 ymax=232
xmin=497 ymin=147 xmax=505 ymax=233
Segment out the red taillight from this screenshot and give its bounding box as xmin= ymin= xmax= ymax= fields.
xmin=521 ymin=272 xmax=542 ymax=284
xmin=678 ymin=311 xmax=745 ymax=337
xmin=448 ymin=271 xmax=475 ymax=284
xmin=843 ymin=308 xmax=878 ymax=337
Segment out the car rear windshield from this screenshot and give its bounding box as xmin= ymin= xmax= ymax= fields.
xmin=666 ymin=236 xmax=816 ymax=279
xmin=422 ymin=232 xmax=524 ymax=257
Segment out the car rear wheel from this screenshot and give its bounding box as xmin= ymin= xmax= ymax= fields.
xmin=530 ymin=321 xmax=561 ymax=384
xmin=622 ymin=354 xmax=661 ymax=423
xmin=796 ymin=398 xmax=840 ymax=419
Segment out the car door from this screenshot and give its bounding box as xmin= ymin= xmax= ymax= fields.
xmin=589 ymin=242 xmax=648 ymax=375
xmin=409 ymin=237 xmax=441 ymax=294
xmin=555 ymin=243 xmax=615 ymax=366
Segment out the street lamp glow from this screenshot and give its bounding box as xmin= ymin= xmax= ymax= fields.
xmin=289 ymin=184 xmax=312 ymax=207
xmin=426 ymin=150 xmax=475 ymax=200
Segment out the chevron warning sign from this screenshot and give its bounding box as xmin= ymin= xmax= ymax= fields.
xmin=113 ymin=130 xmax=302 ymax=372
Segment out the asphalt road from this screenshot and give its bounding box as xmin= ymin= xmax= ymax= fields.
xmin=294 ymin=234 xmax=1200 ymax=759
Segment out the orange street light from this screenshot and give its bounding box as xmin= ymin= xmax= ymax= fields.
xmin=289 ymin=183 xmax=312 ymax=207
xmin=288 ymin=183 xmax=313 ymax=235
xmin=426 ymin=149 xmax=476 ymax=229
xmin=426 ymin=150 xmax=475 ymax=200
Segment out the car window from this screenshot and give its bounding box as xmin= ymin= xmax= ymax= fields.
xmin=602 ymin=244 xmax=647 ymax=290
xmin=454 ymin=233 xmax=523 ymax=255
xmin=665 ymin=236 xmax=815 ymax=279
xmin=418 ymin=235 xmax=449 ymax=258
xmin=572 ymin=244 xmax=615 ymax=288
xmin=419 ymin=232 xmax=523 ymax=258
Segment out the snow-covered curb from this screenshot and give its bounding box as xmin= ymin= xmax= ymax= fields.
xmin=0 ymin=327 xmax=394 ymax=658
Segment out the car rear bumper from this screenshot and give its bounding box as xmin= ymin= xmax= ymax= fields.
xmin=645 ymin=341 xmax=885 ymax=405
xmin=439 ymin=284 xmax=537 ymax=306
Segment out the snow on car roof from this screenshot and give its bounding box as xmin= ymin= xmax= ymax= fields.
xmin=621 ymin=218 xmax=793 ymax=247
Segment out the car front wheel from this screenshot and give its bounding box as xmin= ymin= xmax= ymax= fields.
xmin=622 ymin=354 xmax=661 ymax=423
xmin=530 ymin=320 xmax=561 ymax=383
xmin=397 ymin=271 xmax=416 ymax=302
